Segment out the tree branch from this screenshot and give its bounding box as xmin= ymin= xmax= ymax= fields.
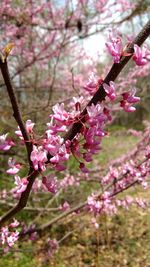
xmin=0 ymin=59 xmax=38 ymax=226
xmin=64 ymin=19 xmax=150 ymax=141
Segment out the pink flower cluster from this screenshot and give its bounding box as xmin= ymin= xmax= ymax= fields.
xmin=30 ymin=105 xmax=72 ymax=172
xmin=0 ymin=219 xmax=19 ymax=250
xmin=87 ymin=191 xmax=117 ymax=216
xmin=106 ymin=34 xmax=149 ymax=66
xmin=31 ymin=145 xmax=47 ymax=171
xmin=47 ymin=238 xmax=59 ymax=257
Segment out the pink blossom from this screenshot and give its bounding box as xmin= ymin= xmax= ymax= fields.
xmin=11 ymin=175 xmax=29 ymax=196
xmin=44 ymin=131 xmax=63 ymax=155
xmin=15 ymin=126 xmax=23 ymax=139
xmin=120 ymin=88 xmax=140 ymax=112
xmin=60 ymin=174 xmax=79 ymax=189
xmin=59 ymin=201 xmax=70 ymax=211
xmin=25 ymin=119 xmax=35 ymax=133
xmin=120 ymin=101 xmax=136 ymax=112
xmin=1 ymin=226 xmax=9 ymax=245
xmin=0 ymin=221 xmax=19 ymax=248
xmin=135 ymin=197 xmax=147 ymax=208
xmin=0 ymin=133 xmax=14 ymax=151
xmin=79 ymin=163 xmax=89 ymax=173
xmin=87 ymin=191 xmax=117 ymax=215
xmin=30 ymin=145 xmax=47 ymax=171
xmin=145 ymin=145 xmax=150 ymax=158
xmin=105 ymin=34 xmax=123 ymax=63
xmin=47 ymin=119 xmax=66 ymax=135
xmin=9 ymin=219 xmax=20 ymax=228
xmin=133 ymin=44 xmax=147 ymax=66
xmin=122 ymin=88 xmax=140 ymax=103
xmin=6 ymin=231 xmax=19 ymax=247
xmin=47 ymin=238 xmax=59 ymax=257
xmin=15 ymin=120 xmax=35 ymax=139
xmin=42 ymin=175 xmax=58 ymax=193
xmin=103 ymin=81 xmax=116 ymax=101
xmin=87 ymin=103 xmax=102 ymax=119
xmin=91 ymin=218 xmax=99 ymax=229
xmin=83 ymin=72 xmax=98 ymax=95
xmin=51 ymin=103 xmax=69 ymax=123
xmin=6 ymin=158 xmax=21 ymax=175
xmin=50 ymin=144 xmax=69 ymax=166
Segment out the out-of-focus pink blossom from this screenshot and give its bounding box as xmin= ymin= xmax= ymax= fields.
xmin=60 ymin=174 xmax=79 ymax=189
xmin=42 ymin=175 xmax=58 ymax=193
xmin=79 ymin=163 xmax=89 ymax=173
xmin=9 ymin=219 xmax=20 ymax=228
xmin=127 ymin=129 xmax=142 ymax=137
xmin=87 ymin=191 xmax=117 ymax=216
xmin=47 ymin=238 xmax=59 ymax=257
xmin=133 ymin=44 xmax=148 ymax=66
xmin=30 ymin=145 xmax=47 ymax=171
xmin=59 ymin=201 xmax=70 ymax=211
xmin=145 ymin=145 xmax=150 ymax=158
xmin=0 ymin=219 xmax=19 ymax=249
xmin=6 ymin=231 xmax=19 ymax=247
xmin=1 ymin=226 xmax=9 ymax=245
xmin=91 ymin=218 xmax=99 ymax=229
xmin=6 ymin=158 xmax=21 ymax=175
xmin=0 ymin=133 xmax=14 ymax=151
xmin=103 ymin=81 xmax=116 ymax=100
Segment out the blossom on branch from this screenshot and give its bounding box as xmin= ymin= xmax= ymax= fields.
xmin=120 ymin=88 xmax=140 ymax=112
xmin=105 ymin=34 xmax=123 ymax=63
xmin=0 ymin=133 xmax=14 ymax=151
xmin=103 ymin=81 xmax=116 ymax=101
xmin=6 ymin=158 xmax=22 ymax=175
xmin=133 ymin=44 xmax=148 ymax=66
xmin=11 ymin=175 xmax=29 ymax=197
xmin=30 ymin=145 xmax=47 ymax=171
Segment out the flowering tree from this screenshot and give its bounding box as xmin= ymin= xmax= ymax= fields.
xmin=0 ymin=0 xmax=150 ymax=257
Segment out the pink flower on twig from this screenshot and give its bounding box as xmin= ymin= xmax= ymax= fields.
xmin=133 ymin=44 xmax=148 ymax=66
xmin=103 ymin=81 xmax=116 ymax=101
xmin=6 ymin=158 xmax=22 ymax=175
xmin=30 ymin=145 xmax=47 ymax=171
xmin=0 ymin=133 xmax=14 ymax=151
